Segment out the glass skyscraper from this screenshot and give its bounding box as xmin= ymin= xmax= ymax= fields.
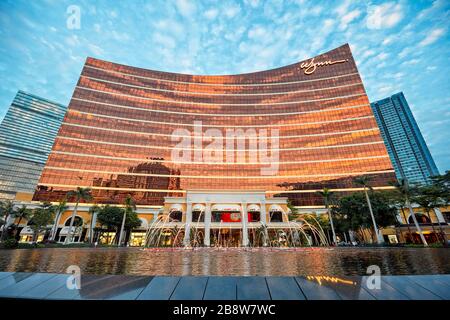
xmin=0 ymin=91 xmax=66 ymax=200
xmin=34 ymin=44 xmax=396 ymax=206
xmin=371 ymin=92 xmax=439 ymax=185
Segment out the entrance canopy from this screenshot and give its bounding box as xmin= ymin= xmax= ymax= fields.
xmin=269 ymin=204 xmax=284 ymax=213
xmin=211 ymin=204 xmax=241 ymax=212
xmin=247 ymin=204 xmax=260 ymax=212
xmin=59 ymin=226 xmax=82 ymax=236
xmin=19 ymin=226 xmax=33 ymax=235
xmin=192 ymin=204 xmax=205 ymax=212
xmin=169 ymin=204 xmax=183 ymax=213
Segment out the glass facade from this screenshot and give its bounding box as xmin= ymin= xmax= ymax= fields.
xmin=371 ymin=92 xmax=439 ymax=185
xmin=0 ymin=91 xmax=66 ymax=199
xmin=34 ymin=44 xmax=396 ymax=206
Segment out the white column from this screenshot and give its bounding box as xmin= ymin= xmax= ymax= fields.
xmin=260 ymin=200 xmax=267 ymax=226
xmin=204 ymin=202 xmax=211 ymax=246
xmin=433 ymin=208 xmax=446 ymax=223
xmin=51 ymin=212 xmax=62 ymax=240
xmin=260 ymin=200 xmax=268 ymax=246
xmin=241 ymin=201 xmax=249 ymax=247
xmin=183 ymin=202 xmax=192 ymax=247
xmin=88 ymin=211 xmax=97 ymax=243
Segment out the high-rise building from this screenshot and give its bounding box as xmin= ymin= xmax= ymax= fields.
xmin=371 ymin=92 xmax=439 ymax=185
xmin=31 ymin=43 xmax=399 ymax=246
xmin=34 ymin=44 xmax=395 ymax=206
xmin=0 ymin=91 xmax=66 ymax=200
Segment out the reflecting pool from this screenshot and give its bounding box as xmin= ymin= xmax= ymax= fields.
xmin=0 ymin=247 xmax=448 ymax=276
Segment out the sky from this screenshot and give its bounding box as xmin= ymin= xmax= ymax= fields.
xmin=0 ymin=0 xmax=449 ymax=171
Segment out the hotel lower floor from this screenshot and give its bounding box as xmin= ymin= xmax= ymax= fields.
xmin=4 ymin=191 xmax=450 ymax=246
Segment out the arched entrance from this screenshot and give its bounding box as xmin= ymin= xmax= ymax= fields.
xmin=169 ymin=204 xmax=183 ymax=222
xmin=57 ymin=216 xmax=85 ymax=243
xmin=269 ymin=205 xmax=284 ymax=222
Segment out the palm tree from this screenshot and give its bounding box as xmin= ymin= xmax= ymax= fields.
xmin=354 ymin=176 xmax=384 ymax=244
xmin=88 ymin=204 xmax=101 ymax=244
xmin=65 ymin=187 xmax=92 ymax=244
xmin=392 ymin=179 xmax=428 ymax=246
xmin=414 ymin=184 xmax=446 ymax=244
xmin=118 ymin=195 xmax=136 ymax=246
xmin=50 ymin=200 xmax=68 ymax=241
xmin=0 ymin=200 xmax=16 ymax=241
xmin=317 ymin=188 xmax=337 ymax=245
xmin=14 ymin=205 xmax=32 ymax=240
xmin=391 ymin=191 xmax=415 ymax=243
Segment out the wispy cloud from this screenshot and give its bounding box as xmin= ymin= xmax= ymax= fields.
xmin=419 ymin=28 xmax=446 ymax=46
xmin=366 ymin=2 xmax=403 ymax=29
xmin=0 ymin=0 xmax=448 ymax=171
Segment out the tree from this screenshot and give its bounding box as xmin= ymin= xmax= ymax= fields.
xmin=0 ymin=200 xmax=16 ymax=241
xmin=354 ymin=176 xmax=384 ymax=244
xmin=386 ymin=189 xmax=415 ymax=243
xmin=430 ymin=171 xmax=450 ymax=205
xmin=414 ymin=184 xmax=447 ymax=243
xmin=13 ymin=205 xmax=32 ymax=240
xmin=65 ymin=187 xmax=92 ymax=244
xmin=317 ymin=188 xmax=337 ymax=245
xmin=391 ymin=179 xmax=428 ymax=246
xmin=286 ymin=200 xmax=299 ymax=221
xmin=332 ymin=192 xmax=398 ymax=243
xmin=96 ymin=205 xmax=141 ymax=245
xmin=118 ymin=195 xmax=136 ymax=246
xmin=88 ymin=204 xmax=101 ymax=244
xmin=50 ymin=200 xmax=68 ymax=241
xmin=29 ymin=204 xmax=55 ymax=243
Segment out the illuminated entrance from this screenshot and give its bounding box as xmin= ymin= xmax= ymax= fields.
xmin=143 ymin=191 xmax=329 ymax=247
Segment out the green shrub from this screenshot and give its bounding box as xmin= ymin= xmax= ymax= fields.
xmin=1 ymin=238 xmax=18 ymax=249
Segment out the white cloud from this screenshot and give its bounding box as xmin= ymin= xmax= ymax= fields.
xmin=335 ymin=0 xmax=351 ymax=16
xmin=382 ymin=35 xmax=395 ymax=45
xmin=402 ymin=58 xmax=420 ymax=65
xmin=244 ymin=0 xmax=260 ymax=8
xmin=248 ymin=25 xmax=266 ymax=39
xmin=310 ymin=6 xmax=323 ymax=16
xmin=175 ymin=0 xmax=196 ymax=18
xmin=366 ymin=2 xmax=403 ymax=29
xmin=419 ymin=28 xmax=445 ymax=46
xmin=93 ymin=24 xmax=101 ymax=33
xmin=87 ymin=43 xmax=104 ymax=56
xmin=398 ymin=47 xmax=413 ymax=58
xmin=376 ymin=52 xmax=389 ymax=61
xmin=377 ymin=85 xmax=393 ymax=95
xmin=204 ymin=8 xmax=218 ymax=20
xmin=65 ymin=35 xmax=80 ymax=47
xmin=153 ymin=33 xmax=176 ymax=49
xmin=340 ymin=9 xmax=361 ymax=30
xmin=223 ymin=3 xmax=241 ymax=18
xmin=417 ymin=0 xmax=446 ymax=20
xmin=224 ymin=26 xmax=246 ymax=42
xmin=154 ymin=19 xmax=184 ymax=38
xmin=361 ymin=49 xmax=376 ymax=59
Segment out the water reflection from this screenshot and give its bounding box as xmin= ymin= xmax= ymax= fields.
xmin=0 ymin=247 xmax=448 ymax=276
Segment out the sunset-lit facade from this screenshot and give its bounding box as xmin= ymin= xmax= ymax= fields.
xmin=34 ymin=44 xmax=395 ymax=203
xmin=31 ymin=44 xmax=397 ymax=245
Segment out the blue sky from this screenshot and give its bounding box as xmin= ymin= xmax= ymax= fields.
xmin=0 ymin=0 xmax=449 ymax=171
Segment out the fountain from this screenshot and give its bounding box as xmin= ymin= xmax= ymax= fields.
xmin=143 ymin=208 xmax=329 ymax=248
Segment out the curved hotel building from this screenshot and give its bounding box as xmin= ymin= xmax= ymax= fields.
xmin=33 ymin=44 xmax=396 ymax=245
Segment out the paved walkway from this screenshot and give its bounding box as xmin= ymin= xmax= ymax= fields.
xmin=0 ymin=272 xmax=449 ymax=300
